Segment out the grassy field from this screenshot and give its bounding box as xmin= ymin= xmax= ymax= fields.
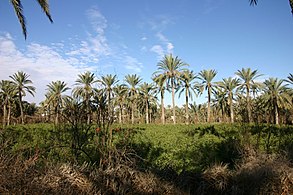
xmin=0 ymin=123 xmax=293 ymax=194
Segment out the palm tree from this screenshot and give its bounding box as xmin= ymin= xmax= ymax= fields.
xmin=177 ymin=70 xmax=198 ymax=124
xmin=98 ymin=74 xmax=119 ymax=117
xmin=236 ymin=68 xmax=262 ymax=123
xmin=249 ymin=0 xmax=293 ymax=15
xmin=212 ymin=86 xmax=228 ymax=122
xmin=198 ymin=69 xmax=217 ymax=123
xmin=0 ymin=80 xmax=15 ymax=127
xmin=9 ymin=71 xmax=35 ymax=124
xmin=139 ymin=82 xmax=156 ymax=124
xmin=73 ymin=71 xmax=97 ymax=124
xmin=152 ymin=74 xmax=167 ymax=124
xmin=155 ymin=54 xmax=187 ymax=124
xmin=46 ymin=80 xmax=70 ymax=125
xmin=113 ymin=84 xmax=128 ymax=124
xmin=125 ymin=74 xmax=142 ymax=124
xmin=217 ymin=77 xmax=240 ymax=123
xmin=262 ymin=78 xmax=291 ymax=125
xmin=11 ymin=0 xmax=53 ymax=39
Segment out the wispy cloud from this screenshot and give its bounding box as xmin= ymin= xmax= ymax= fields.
xmin=124 ymin=56 xmax=143 ymax=73
xmin=150 ymin=32 xmax=174 ymax=58
xmin=66 ymin=7 xmax=110 ymax=65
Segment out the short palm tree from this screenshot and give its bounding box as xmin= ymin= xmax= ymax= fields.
xmin=217 ymin=77 xmax=240 ymax=123
xmin=236 ymin=68 xmax=262 ymax=123
xmin=139 ymin=82 xmax=157 ymax=124
xmin=152 ymin=74 xmax=167 ymax=124
xmin=262 ymin=78 xmax=291 ymax=125
xmin=46 ymin=80 xmax=70 ymax=125
xmin=155 ymin=54 xmax=188 ymax=124
xmin=125 ymin=74 xmax=142 ymax=124
xmin=11 ymin=0 xmax=53 ymax=39
xmin=9 ymin=71 xmax=35 ymax=124
xmin=73 ymin=71 xmax=97 ymax=124
xmin=177 ymin=70 xmax=198 ymax=124
xmin=198 ymin=69 xmax=217 ymax=123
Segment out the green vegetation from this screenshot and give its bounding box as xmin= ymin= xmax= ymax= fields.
xmin=0 ymin=62 xmax=293 ymax=193
xmin=1 ymin=123 xmax=292 ymax=194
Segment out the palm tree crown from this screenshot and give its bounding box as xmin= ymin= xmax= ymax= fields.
xmin=217 ymin=77 xmax=240 ymax=123
xmin=125 ymin=74 xmax=142 ymax=124
xmin=46 ymin=80 xmax=70 ymax=124
xmin=236 ymin=68 xmax=262 ymax=123
xmin=155 ymin=54 xmax=188 ymax=124
xmin=198 ymin=69 xmax=217 ymax=122
xmin=73 ymin=71 xmax=97 ymax=124
xmin=9 ymin=71 xmax=35 ymax=124
xmin=262 ymin=78 xmax=291 ymax=124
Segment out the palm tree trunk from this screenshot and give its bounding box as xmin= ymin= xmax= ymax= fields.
xmin=246 ymin=86 xmax=252 ymax=123
xmin=185 ymin=89 xmax=189 ymax=124
xmin=146 ymin=100 xmax=149 ymax=124
xmin=119 ymin=104 xmax=122 ymax=124
xmin=86 ymin=96 xmax=90 ymax=125
xmin=55 ymin=111 xmax=59 ymax=125
xmin=275 ymin=104 xmax=279 ymax=125
xmin=229 ymin=93 xmax=234 ymax=123
xmin=7 ymin=103 xmax=11 ymax=126
xmin=172 ymin=80 xmax=176 ymax=124
xmin=3 ymin=103 xmax=7 ymax=128
xmin=207 ymin=86 xmax=211 ymax=123
xmin=18 ymin=92 xmax=24 ymax=124
xmin=161 ymin=91 xmax=165 ymax=124
xmin=131 ymin=92 xmax=135 ymax=124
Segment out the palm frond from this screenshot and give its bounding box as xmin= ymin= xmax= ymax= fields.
xmin=36 ymin=0 xmax=53 ymax=23
xmin=11 ymin=0 xmax=27 ymax=39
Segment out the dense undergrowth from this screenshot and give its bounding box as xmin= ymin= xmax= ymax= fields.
xmin=0 ymin=123 xmax=293 ymax=194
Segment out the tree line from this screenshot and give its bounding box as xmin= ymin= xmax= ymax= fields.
xmin=1 ymin=54 xmax=293 ymax=127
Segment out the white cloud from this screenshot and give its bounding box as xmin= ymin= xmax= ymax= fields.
xmin=150 ymin=32 xmax=174 ymax=57
xmin=124 ymin=56 xmax=143 ymax=72
xmin=0 ymin=34 xmax=94 ymax=104
xmin=150 ymin=45 xmax=164 ymax=58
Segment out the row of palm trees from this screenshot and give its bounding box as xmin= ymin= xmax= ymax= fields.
xmin=1 ymin=54 xmax=293 ymax=126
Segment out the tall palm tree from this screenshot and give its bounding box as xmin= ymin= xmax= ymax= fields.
xmin=198 ymin=69 xmax=217 ymax=123
xmin=73 ymin=71 xmax=97 ymax=124
xmin=249 ymin=0 xmax=293 ymax=15
xmin=236 ymin=68 xmax=262 ymax=123
xmin=152 ymin=74 xmax=167 ymax=124
xmin=46 ymin=80 xmax=70 ymax=125
xmin=125 ymin=74 xmax=142 ymax=124
xmin=217 ymin=77 xmax=240 ymax=123
xmin=98 ymin=74 xmax=119 ymax=116
xmin=177 ymin=70 xmax=198 ymax=124
xmin=262 ymin=78 xmax=291 ymax=125
xmin=11 ymin=0 xmax=53 ymax=39
xmin=9 ymin=71 xmax=35 ymax=124
xmin=155 ymin=54 xmax=187 ymax=124
xmin=139 ymin=82 xmax=156 ymax=124
xmin=113 ymin=84 xmax=128 ymax=124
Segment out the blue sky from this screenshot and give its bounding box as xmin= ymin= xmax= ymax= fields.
xmin=0 ymin=0 xmax=292 ymax=106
